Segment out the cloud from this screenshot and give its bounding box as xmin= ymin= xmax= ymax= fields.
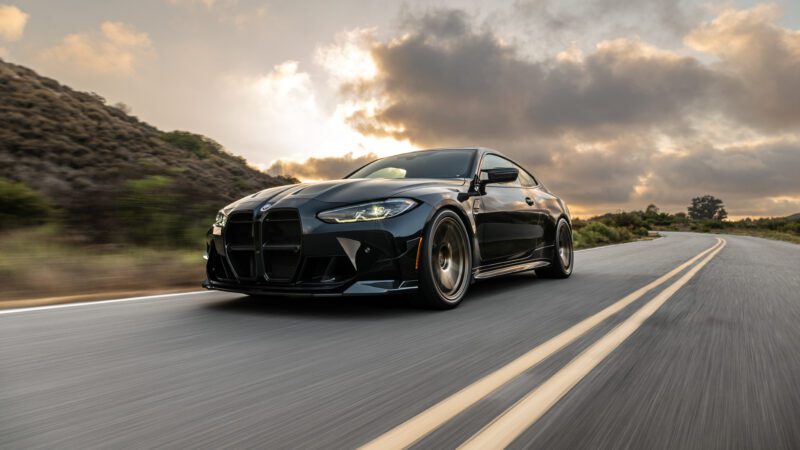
xmin=686 ymin=4 xmax=800 ymax=131
xmin=0 ymin=4 xmax=28 ymax=41
xmin=649 ymin=139 xmax=800 ymax=200
xmin=294 ymin=6 xmax=800 ymax=216
xmin=40 ymin=22 xmax=153 ymax=75
xmin=166 ymin=0 xmax=266 ymax=28
xmin=167 ymin=0 xmax=221 ymax=8
xmin=266 ymin=152 xmax=378 ymax=180
xmin=344 ymin=10 xmax=722 ymax=148
xmin=211 ymin=61 xmax=413 ymax=171
xmin=315 ymin=28 xmax=378 ymax=85
xmin=509 ymin=0 xmax=703 ymax=54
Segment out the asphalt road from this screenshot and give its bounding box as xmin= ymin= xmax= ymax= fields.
xmin=2 ymin=232 xmax=799 ymax=449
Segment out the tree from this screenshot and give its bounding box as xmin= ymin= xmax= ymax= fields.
xmin=112 ymin=102 xmax=132 ymax=114
xmin=688 ymin=195 xmax=727 ymax=221
xmin=645 ymin=204 xmax=659 ymax=216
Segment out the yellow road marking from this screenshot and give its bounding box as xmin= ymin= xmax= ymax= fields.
xmin=359 ymin=238 xmax=724 ymax=450
xmin=459 ymin=238 xmax=726 ymax=450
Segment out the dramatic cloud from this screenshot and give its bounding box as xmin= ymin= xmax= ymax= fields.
xmin=686 ymin=4 xmax=800 ymax=131
xmin=292 ymin=5 xmax=800 ymax=216
xmin=347 ymin=32 xmax=717 ymax=146
xmin=0 ymin=4 xmax=28 ymax=41
xmin=214 ymin=61 xmax=412 ymax=167
xmin=40 ymin=22 xmax=153 ymax=75
xmin=267 ymin=152 xmax=378 ymax=180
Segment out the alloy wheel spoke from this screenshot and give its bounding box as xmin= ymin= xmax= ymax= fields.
xmin=431 ymin=218 xmax=466 ymax=297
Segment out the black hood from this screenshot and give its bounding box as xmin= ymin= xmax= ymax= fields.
xmin=224 ymin=178 xmax=467 ymax=212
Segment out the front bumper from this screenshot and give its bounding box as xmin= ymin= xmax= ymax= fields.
xmin=203 ymin=279 xmax=419 ymax=297
xmin=203 ymin=198 xmax=430 ymax=296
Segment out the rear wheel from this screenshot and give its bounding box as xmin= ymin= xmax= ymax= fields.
xmin=536 ymin=218 xmax=573 ymax=279
xmin=418 ymin=210 xmax=472 ymax=309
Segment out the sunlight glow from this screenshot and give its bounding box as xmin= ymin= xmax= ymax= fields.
xmin=315 ymin=28 xmax=379 ymax=83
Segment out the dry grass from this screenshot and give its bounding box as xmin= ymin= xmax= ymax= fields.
xmin=0 ymin=226 xmax=204 ymax=302
xmin=713 ymin=228 xmax=800 ymax=245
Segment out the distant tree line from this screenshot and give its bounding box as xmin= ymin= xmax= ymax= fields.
xmin=572 ymin=195 xmax=798 ymax=248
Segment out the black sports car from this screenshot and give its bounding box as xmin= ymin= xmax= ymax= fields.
xmin=203 ymin=148 xmax=573 ymax=309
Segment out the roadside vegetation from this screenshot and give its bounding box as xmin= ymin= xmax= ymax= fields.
xmin=0 ymin=177 xmax=209 ymax=301
xmin=572 ymin=206 xmax=660 ymax=249
xmin=573 ymin=196 xmax=800 ymax=249
xmin=0 ymin=227 xmax=201 ymax=300
xmin=0 ymin=59 xmax=295 ymax=302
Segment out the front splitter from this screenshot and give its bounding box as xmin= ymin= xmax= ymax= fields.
xmin=202 ymin=279 xmax=418 ymax=297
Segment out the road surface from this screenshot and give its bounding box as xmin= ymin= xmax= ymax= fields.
xmin=2 ymin=232 xmax=799 ymax=449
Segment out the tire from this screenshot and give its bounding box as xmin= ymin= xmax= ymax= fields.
xmin=418 ymin=209 xmax=472 ymax=309
xmin=536 ymin=218 xmax=573 ymax=279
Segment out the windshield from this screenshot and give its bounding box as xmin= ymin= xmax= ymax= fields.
xmin=347 ymin=150 xmax=476 ymax=179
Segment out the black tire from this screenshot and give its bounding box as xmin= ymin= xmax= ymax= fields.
xmin=418 ymin=209 xmax=472 ymax=309
xmin=536 ymin=218 xmax=573 ymax=279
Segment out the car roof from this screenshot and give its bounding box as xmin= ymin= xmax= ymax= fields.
xmin=419 ymin=147 xmax=508 ymax=159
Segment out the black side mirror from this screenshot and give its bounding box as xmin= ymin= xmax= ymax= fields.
xmin=484 ymin=168 xmax=519 ymax=183
xmin=478 ymin=168 xmax=518 ymax=194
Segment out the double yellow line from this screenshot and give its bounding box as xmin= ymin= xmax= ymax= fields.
xmin=361 ymin=238 xmax=726 ymax=450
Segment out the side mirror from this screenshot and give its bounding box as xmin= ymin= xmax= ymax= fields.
xmin=478 ymin=168 xmax=518 ymax=194
xmin=484 ymin=168 xmax=519 ymax=183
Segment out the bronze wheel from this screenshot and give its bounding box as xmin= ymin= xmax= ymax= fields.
xmin=419 ymin=210 xmax=472 ymax=309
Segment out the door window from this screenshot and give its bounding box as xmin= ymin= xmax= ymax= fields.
xmin=517 ymin=168 xmax=538 ymax=187
xmin=479 ymin=154 xmax=520 ymax=187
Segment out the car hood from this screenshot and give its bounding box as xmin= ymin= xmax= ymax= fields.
xmin=225 ymin=178 xmax=467 ymax=212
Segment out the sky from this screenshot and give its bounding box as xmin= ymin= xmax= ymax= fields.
xmin=2 ymin=0 xmax=800 ymax=217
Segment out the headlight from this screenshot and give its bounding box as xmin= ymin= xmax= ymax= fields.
xmin=214 ymin=210 xmax=228 ymax=228
xmin=318 ymin=199 xmax=418 ymax=223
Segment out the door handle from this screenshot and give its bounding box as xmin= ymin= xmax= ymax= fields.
xmin=525 ymin=197 xmax=534 ymax=206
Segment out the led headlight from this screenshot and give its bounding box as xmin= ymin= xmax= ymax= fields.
xmin=214 ymin=210 xmax=228 ymax=228
xmin=318 ymin=198 xmax=418 ymax=223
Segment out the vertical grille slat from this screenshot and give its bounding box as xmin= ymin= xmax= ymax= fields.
xmin=262 ymin=210 xmax=302 ymax=282
xmin=223 ymin=211 xmax=257 ymax=279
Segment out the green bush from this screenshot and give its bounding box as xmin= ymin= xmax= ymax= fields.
xmin=117 ymin=175 xmax=215 ymax=248
xmin=161 ymin=131 xmax=224 ymax=159
xmin=0 ymin=179 xmax=51 ymax=229
xmin=783 ymin=221 xmax=800 ymax=234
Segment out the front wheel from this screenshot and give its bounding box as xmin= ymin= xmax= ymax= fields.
xmin=418 ymin=209 xmax=472 ymax=309
xmin=536 ymin=218 xmax=573 ymax=279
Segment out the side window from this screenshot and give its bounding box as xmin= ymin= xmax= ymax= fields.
xmin=479 ymin=154 xmax=520 ymax=187
xmin=516 ymin=165 xmax=538 ymax=187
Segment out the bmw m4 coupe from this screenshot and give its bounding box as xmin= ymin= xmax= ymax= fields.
xmin=203 ymin=148 xmax=573 ymax=309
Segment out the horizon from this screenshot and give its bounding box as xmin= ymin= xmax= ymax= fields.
xmin=2 ymin=0 xmax=799 ymax=217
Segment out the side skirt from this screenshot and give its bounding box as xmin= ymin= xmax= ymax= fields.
xmin=472 ymin=260 xmax=550 ymax=280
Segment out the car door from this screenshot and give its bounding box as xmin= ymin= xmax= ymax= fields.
xmin=517 ymin=166 xmax=548 ymax=254
xmin=474 ymin=154 xmax=541 ymax=263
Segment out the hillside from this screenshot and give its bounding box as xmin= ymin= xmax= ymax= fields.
xmin=0 ymin=59 xmax=294 ymax=243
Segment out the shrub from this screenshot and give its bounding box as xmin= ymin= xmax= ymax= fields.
xmin=161 ymin=131 xmax=224 ymax=159
xmin=0 ymin=179 xmax=51 ymax=229
xmin=117 ymin=175 xmax=217 ymax=248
